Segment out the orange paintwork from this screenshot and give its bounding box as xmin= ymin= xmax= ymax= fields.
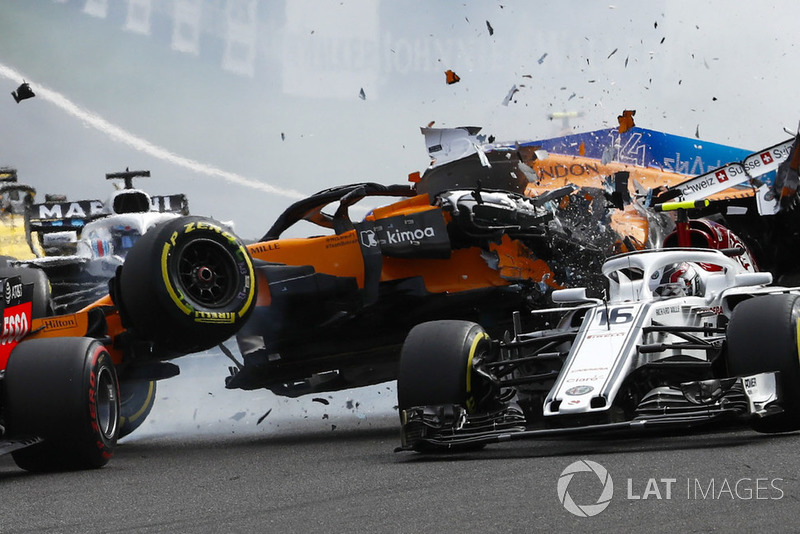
xmin=368 ymin=194 xmax=437 ymax=220
xmin=247 ymin=231 xmax=365 ymax=286
xmin=525 ymin=152 xmax=755 ymax=202
xmin=245 ymin=196 xmax=553 ymax=295
xmin=490 ymin=234 xmax=563 ymax=289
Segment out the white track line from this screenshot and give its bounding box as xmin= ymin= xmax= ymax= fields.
xmin=1 ymin=62 xmax=306 ymax=200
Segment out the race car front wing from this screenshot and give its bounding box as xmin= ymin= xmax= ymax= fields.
xmin=397 ymin=372 xmax=781 ymax=451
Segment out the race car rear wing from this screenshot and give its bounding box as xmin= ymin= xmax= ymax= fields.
xmin=29 ymin=194 xmax=190 ymax=234
xmin=650 ymin=133 xmax=800 ymax=214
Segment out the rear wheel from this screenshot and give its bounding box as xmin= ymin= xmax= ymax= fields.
xmin=118 ymin=380 xmax=157 ymax=438
xmin=4 ymin=338 xmax=119 ymax=471
xmin=726 ymin=294 xmax=800 ymax=433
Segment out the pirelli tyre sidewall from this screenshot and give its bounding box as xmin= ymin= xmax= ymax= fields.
xmin=118 ymin=216 xmax=256 ymax=354
xmin=5 ymin=338 xmax=120 ymax=471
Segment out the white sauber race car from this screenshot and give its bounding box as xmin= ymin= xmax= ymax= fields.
xmin=397 ymin=206 xmax=800 ymax=451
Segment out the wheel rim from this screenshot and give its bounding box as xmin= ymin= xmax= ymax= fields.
xmin=96 ymin=367 xmax=119 ymax=440
xmin=176 ymin=239 xmax=238 ymax=308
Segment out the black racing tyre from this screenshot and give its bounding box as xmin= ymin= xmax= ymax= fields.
xmin=0 ymin=266 xmax=52 ymax=318
xmin=726 ymin=293 xmax=800 ymax=433
xmin=397 ymin=320 xmax=492 ymax=413
xmin=4 ymin=338 xmax=120 ymax=471
xmin=118 ymin=380 xmax=157 ymax=438
xmin=115 ymin=216 xmax=257 ymax=355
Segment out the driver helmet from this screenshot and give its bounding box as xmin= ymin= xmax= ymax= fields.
xmin=652 ymin=262 xmax=704 ymax=297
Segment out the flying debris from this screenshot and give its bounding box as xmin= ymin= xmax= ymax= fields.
xmin=11 ymin=81 xmax=34 ymax=103
xmin=445 ymin=69 xmax=460 ymax=85
xmin=359 ymin=88 xmax=366 ymax=100
xmin=537 ymin=53 xmax=548 ymax=64
xmin=257 ymin=409 xmax=272 ymax=425
xmin=607 ymin=48 xmax=618 ymax=59
xmin=486 ymin=20 xmax=494 ymax=36
xmin=617 ymin=109 xmax=635 ymax=133
xmin=501 ymin=84 xmax=519 ymax=106
xmin=312 ymin=397 xmax=330 ymax=405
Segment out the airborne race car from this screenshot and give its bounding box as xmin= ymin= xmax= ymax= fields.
xmin=396 ymin=228 xmax=800 ymax=451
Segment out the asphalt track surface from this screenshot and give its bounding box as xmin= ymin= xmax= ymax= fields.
xmin=2 ymin=355 xmax=800 ymax=533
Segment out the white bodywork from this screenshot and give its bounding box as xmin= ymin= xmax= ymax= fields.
xmin=542 ymin=248 xmax=783 ymax=418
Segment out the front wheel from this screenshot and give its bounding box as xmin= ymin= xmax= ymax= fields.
xmin=726 ymin=294 xmax=800 ymax=433
xmin=397 ymin=320 xmax=494 ymax=414
xmin=115 ymin=216 xmax=257 ymax=355
xmin=4 ymin=338 xmax=120 ymax=471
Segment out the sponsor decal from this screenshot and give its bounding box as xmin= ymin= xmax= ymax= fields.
xmin=385 ymin=226 xmax=436 ymax=244
xmin=35 ymin=199 xmax=105 ymax=220
xmin=715 ymin=169 xmax=729 ymax=182
xmin=193 ymin=311 xmax=236 ymax=324
xmin=4 ymin=279 xmax=22 ymax=305
xmin=536 ymin=162 xmax=601 ymax=180
xmin=0 ymin=301 xmax=32 ymax=368
xmin=360 ymin=230 xmax=377 ymax=248
xmin=250 ymin=242 xmax=281 ymax=254
xmin=41 ymin=315 xmax=79 ymax=331
xmin=372 ymin=209 xmax=450 ymax=259
xmin=565 ymin=385 xmax=594 ymax=396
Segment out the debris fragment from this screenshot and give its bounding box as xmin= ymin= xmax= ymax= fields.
xmin=257 ymin=409 xmax=272 ymax=425
xmin=617 ymin=109 xmax=636 ymax=133
xmin=607 ymin=48 xmax=618 ymax=59
xmin=230 ymin=411 xmax=246 ymax=422
xmin=537 ymin=53 xmax=548 ymax=64
xmin=486 ymin=20 xmax=494 ymax=35
xmin=11 ymin=81 xmax=34 ymax=103
xmin=281 ymin=132 xmax=285 ymax=141
xmin=445 ymin=69 xmax=460 ymax=84
xmin=359 ymin=88 xmax=366 ymax=100
xmin=312 ymin=397 xmax=330 ymax=405
xmin=695 ymin=125 xmax=700 ymax=139
xmin=501 ymin=84 xmax=519 ymax=106
xmin=775 ymin=134 xmax=800 ymax=209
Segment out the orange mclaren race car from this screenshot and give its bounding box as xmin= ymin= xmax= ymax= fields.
xmin=224 ymin=120 xmax=800 ymax=399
